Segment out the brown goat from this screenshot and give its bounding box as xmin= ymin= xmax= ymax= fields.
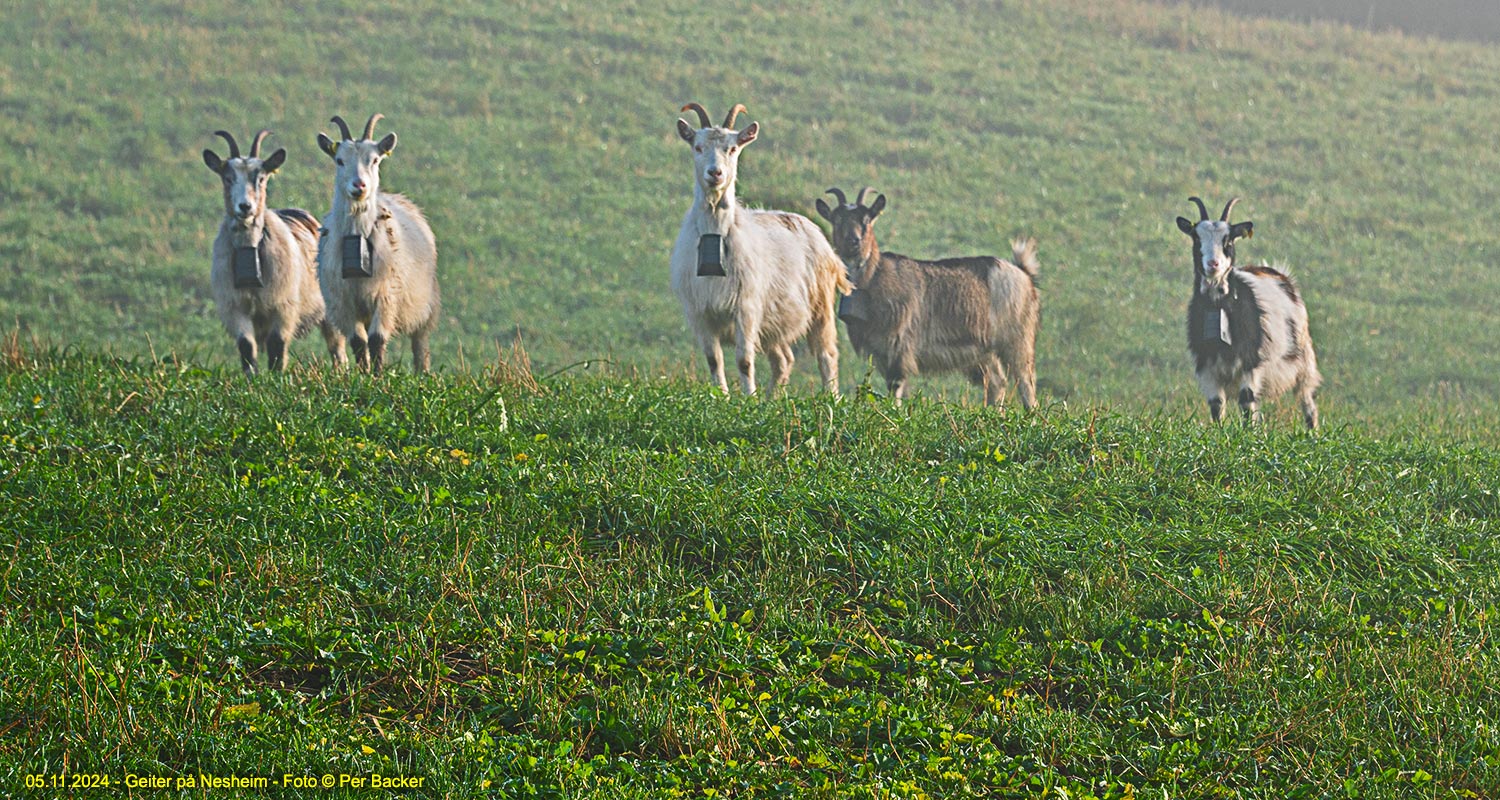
xmin=815 ymin=188 xmax=1040 ymax=408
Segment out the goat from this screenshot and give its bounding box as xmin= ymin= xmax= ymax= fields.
xmin=1177 ymin=196 xmax=1320 ymax=428
xmin=670 ymin=102 xmax=851 ymax=395
xmin=315 ymin=113 xmax=440 ymax=374
xmin=203 ymin=129 xmax=344 ymax=374
xmin=815 ymin=187 xmax=1040 ymax=409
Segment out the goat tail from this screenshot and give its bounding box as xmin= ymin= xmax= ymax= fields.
xmin=276 ymin=208 xmax=321 ymax=239
xmin=1010 ymin=237 xmax=1039 ymax=281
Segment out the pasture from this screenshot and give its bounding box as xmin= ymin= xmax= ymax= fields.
xmin=2 ymin=0 xmax=1500 ymax=796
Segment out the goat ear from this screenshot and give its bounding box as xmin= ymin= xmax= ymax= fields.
xmin=676 ymin=119 xmax=696 ymax=143
xmin=869 ymin=194 xmax=886 ymax=217
xmin=736 ymin=122 xmax=758 ymax=147
xmin=203 ymin=149 xmax=223 ymax=172
xmin=1176 ymin=216 xmax=1196 ymax=235
xmin=1230 ymin=221 xmax=1254 ymax=240
xmin=262 ymin=148 xmax=287 ymax=173
xmin=377 ymin=132 xmax=397 ymax=156
xmin=317 ymin=133 xmax=338 ymax=159
xmin=815 ymin=198 xmax=833 ymax=221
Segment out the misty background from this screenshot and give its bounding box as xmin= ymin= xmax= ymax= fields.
xmin=1179 ymin=0 xmax=1500 ymax=42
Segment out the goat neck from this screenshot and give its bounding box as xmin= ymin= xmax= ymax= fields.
xmin=331 ymin=187 xmax=382 ymax=240
xmin=847 ymin=226 xmax=883 ymax=287
xmin=227 ymin=201 xmax=267 ymax=250
xmin=695 ymin=173 xmax=737 ymax=232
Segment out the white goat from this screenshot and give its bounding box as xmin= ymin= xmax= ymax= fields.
xmin=203 ymin=129 xmax=344 ymax=374
xmin=315 ymin=113 xmax=440 ymax=374
xmin=670 ymin=102 xmax=851 ymax=394
xmin=1177 ymin=196 xmax=1321 ymax=428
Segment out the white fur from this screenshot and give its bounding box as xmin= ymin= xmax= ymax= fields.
xmin=670 ymin=111 xmax=850 ymax=394
xmin=205 ymin=137 xmax=344 ymax=374
xmin=316 ymin=120 xmax=440 ymax=374
xmin=1196 ymin=265 xmax=1321 ymax=425
xmin=1193 ymin=219 xmax=1234 ymax=280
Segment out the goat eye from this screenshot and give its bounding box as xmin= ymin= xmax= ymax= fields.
xmin=335 ymin=158 xmax=344 ymax=166
xmin=694 ymin=145 xmax=703 ymax=153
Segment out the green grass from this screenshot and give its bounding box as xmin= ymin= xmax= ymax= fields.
xmin=2 ymin=349 xmax=1499 ymax=797
xmin=4 ymin=0 xmax=1500 ymax=796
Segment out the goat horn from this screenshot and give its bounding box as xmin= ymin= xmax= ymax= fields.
xmin=249 ymin=129 xmax=272 ymax=158
xmin=722 ymin=103 xmax=747 ymax=129
xmin=825 ymin=187 xmax=848 ymax=207
xmin=855 ymin=187 xmax=876 ymax=208
xmin=1188 ymin=196 xmax=1210 ymax=221
xmin=680 ymin=102 xmax=711 ymax=128
xmin=330 ymin=116 xmax=353 ymax=141
xmin=213 ymin=130 xmax=240 ymax=159
xmin=362 ymin=113 xmax=384 ymax=141
xmin=1220 ymin=197 xmax=1240 ymax=221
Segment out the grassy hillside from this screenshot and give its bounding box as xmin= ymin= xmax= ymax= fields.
xmin=2 ymin=0 xmax=1499 ymax=424
xmin=5 ymin=1 xmax=1500 ymax=796
xmin=2 ymin=350 xmax=1498 ymax=797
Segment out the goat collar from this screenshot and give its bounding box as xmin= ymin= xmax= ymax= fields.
xmin=1195 ymin=272 xmax=1240 ymax=347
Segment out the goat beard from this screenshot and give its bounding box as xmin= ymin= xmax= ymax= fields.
xmin=229 ymin=214 xmax=265 ymax=248
xmin=700 ymin=181 xmax=731 ymax=212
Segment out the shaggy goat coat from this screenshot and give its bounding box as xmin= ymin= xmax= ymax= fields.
xmin=1178 ymin=198 xmax=1320 ymax=428
xmin=316 ymin=114 xmax=440 ymax=374
xmin=818 ymin=190 xmax=1040 ymax=408
xmin=205 ymin=129 xmax=343 ymax=374
xmin=211 ymin=208 xmax=329 ymax=353
xmin=670 ymin=103 xmax=850 ymax=394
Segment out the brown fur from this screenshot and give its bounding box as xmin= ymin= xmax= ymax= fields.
xmin=276 ymin=208 xmax=320 ymax=239
xmin=1240 ymin=265 xmax=1300 ymax=303
xmin=817 ymin=190 xmax=1039 ymax=408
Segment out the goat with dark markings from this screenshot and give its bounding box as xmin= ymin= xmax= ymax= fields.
xmin=1177 ymin=196 xmax=1321 ymax=428
xmin=816 ymin=187 xmax=1040 ymax=408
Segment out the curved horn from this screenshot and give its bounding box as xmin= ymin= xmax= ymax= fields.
xmin=213 ymin=130 xmax=240 ymax=159
xmin=362 ymin=113 xmax=384 ymax=141
xmin=1188 ymin=196 xmax=1210 ymax=221
xmin=330 ymin=116 xmax=353 ymax=141
xmin=722 ymin=103 xmax=747 ymax=129
xmin=1219 ymin=197 xmax=1240 ymax=221
xmin=249 ymin=129 xmax=272 ymax=158
xmin=825 ymin=187 xmax=848 ymax=207
xmin=855 ymin=186 xmax=876 ymax=208
xmin=680 ymin=102 xmax=711 ymax=128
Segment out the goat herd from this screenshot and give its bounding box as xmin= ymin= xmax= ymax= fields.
xmin=204 ymin=104 xmax=1321 ymax=429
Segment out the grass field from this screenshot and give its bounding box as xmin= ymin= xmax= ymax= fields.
xmin=3 ymin=0 xmax=1500 ymax=796
xmin=3 ymin=349 xmax=1498 ymax=798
